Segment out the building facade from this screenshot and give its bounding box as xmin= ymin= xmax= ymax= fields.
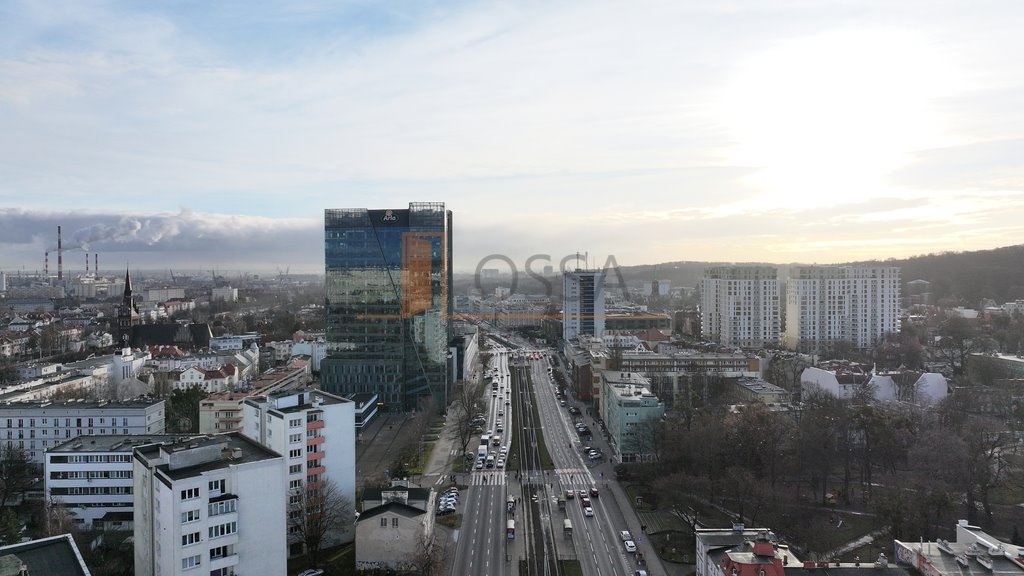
xmin=563 ymin=270 xmax=606 ymax=341
xmin=599 ymin=370 xmax=664 ymax=463
xmin=321 ymin=203 xmax=453 ymax=410
xmin=0 ymin=398 xmax=166 ymax=464
xmin=132 ymin=434 xmax=287 ymax=576
xmin=784 ymin=266 xmax=901 ymax=353
xmin=242 ymin=387 xmax=356 ymax=554
xmin=701 ymin=266 xmax=780 ymax=348
xmin=45 ymin=435 xmax=180 ymax=531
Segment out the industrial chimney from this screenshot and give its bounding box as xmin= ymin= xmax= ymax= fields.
xmin=57 ymin=225 xmax=63 ymax=281
xmin=45 ymin=251 xmax=49 ymax=278
xmin=95 ymin=254 xmax=98 ymax=275
xmin=86 ymin=253 xmax=89 ymax=273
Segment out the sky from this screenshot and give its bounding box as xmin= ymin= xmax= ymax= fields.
xmin=1 ymin=0 xmax=1023 ymax=275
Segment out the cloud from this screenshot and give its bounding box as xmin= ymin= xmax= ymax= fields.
xmin=0 ymin=208 xmax=322 ymax=273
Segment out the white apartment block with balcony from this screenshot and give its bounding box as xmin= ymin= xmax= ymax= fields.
xmin=242 ymin=387 xmax=356 ymax=554
xmin=0 ymin=398 xmax=166 ymax=465
xmin=701 ymin=266 xmax=780 ymax=348
xmin=45 ymin=435 xmax=179 ymax=531
xmin=784 ymin=266 xmax=901 ymax=353
xmin=132 ymin=433 xmax=286 ymax=576
xmin=198 ymin=364 xmax=310 ymax=434
xmin=563 ymin=270 xmax=606 ymax=341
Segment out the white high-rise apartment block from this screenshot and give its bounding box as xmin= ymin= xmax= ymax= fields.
xmin=785 ymin=266 xmax=901 ymax=353
xmin=563 ymin=270 xmax=606 ymax=341
xmin=243 ymin=387 xmax=356 ymax=555
xmin=133 ymin=433 xmax=287 ymax=576
xmin=701 ymin=266 xmax=780 ymax=348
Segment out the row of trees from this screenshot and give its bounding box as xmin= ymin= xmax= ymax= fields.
xmin=633 ymin=386 xmax=1024 ymax=553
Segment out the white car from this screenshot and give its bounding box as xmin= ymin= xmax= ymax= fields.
xmin=620 ymin=530 xmax=632 ymax=541
xmin=584 ymin=506 xmax=594 ymax=517
xmin=625 ymin=540 xmax=637 ymax=553
xmin=497 ymin=459 xmax=505 ymax=468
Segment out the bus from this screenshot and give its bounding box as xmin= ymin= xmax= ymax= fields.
xmin=481 ymin=434 xmax=490 ymax=446
xmin=563 ymin=519 xmax=573 ymax=539
xmin=507 ymin=520 xmax=515 ymax=540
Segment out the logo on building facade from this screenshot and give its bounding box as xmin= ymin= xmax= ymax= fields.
xmin=382 ymin=210 xmax=398 ymax=222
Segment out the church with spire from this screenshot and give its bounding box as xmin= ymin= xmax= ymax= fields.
xmin=115 ymin=267 xmax=140 ymax=346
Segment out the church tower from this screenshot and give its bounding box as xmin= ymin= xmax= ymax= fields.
xmin=116 ymin=267 xmax=140 ymax=346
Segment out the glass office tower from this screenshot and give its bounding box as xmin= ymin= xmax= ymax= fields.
xmin=322 ymin=203 xmax=453 ymax=411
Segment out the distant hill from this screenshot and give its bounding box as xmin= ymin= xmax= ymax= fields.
xmin=613 ymin=245 xmax=1024 ymax=306
xmin=845 ymin=244 xmax=1024 ymax=306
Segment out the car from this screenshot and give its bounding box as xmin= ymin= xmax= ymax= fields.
xmin=499 ymin=446 xmax=508 ymax=455
xmin=578 ymin=490 xmax=587 ymax=498
xmin=492 ymin=391 xmax=498 ymax=397
xmin=620 ymin=530 xmax=632 ymax=541
xmin=581 ymin=496 xmax=591 ymax=507
xmin=565 ymin=490 xmax=575 ymax=499
xmin=505 ymin=400 xmax=511 ymax=405
xmin=590 ymin=487 xmax=599 ymax=497
xmin=584 ymin=506 xmax=594 ymax=517
xmin=475 ymin=461 xmax=484 ymax=470
xmin=589 ymin=453 xmax=601 ymax=461
xmin=635 ymin=571 xmax=649 ymax=576
xmin=498 ymin=410 xmax=504 ymax=416
xmin=497 ymin=459 xmax=505 ymax=468
xmin=625 ymin=540 xmax=637 ymax=553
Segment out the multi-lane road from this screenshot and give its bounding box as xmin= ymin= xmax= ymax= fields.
xmin=449 ymin=335 xmax=654 ymax=576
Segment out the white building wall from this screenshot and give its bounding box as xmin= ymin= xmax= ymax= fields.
xmin=701 ymin=266 xmax=779 ymax=348
xmin=45 ymin=449 xmax=134 ymax=529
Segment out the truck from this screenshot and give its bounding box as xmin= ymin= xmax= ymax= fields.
xmin=478 ymin=445 xmax=488 ymax=461
xmin=492 ymin=434 xmax=502 ymax=447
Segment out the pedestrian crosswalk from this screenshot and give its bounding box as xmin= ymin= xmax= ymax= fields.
xmin=467 ymin=471 xmax=509 ymax=486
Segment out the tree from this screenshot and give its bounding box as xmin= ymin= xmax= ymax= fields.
xmin=0 ymin=508 xmax=20 ymax=545
xmin=287 ymin=478 xmax=354 ymax=567
xmin=934 ymin=316 xmax=993 ymax=376
xmin=405 ymin=531 xmax=450 ymax=576
xmin=0 ymin=445 xmax=33 ymax=508
xmin=166 ymin=385 xmax=207 ymax=433
xmin=0 ymin=359 xmax=20 ymax=385
xmin=449 ymin=380 xmax=486 ymax=459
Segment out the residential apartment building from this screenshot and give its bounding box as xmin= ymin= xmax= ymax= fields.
xmin=45 ymin=435 xmax=179 ymax=531
xmin=198 ymin=363 xmax=310 ymax=434
xmin=321 ymin=203 xmax=453 ymax=410
xmin=599 ymin=371 xmax=664 ymax=463
xmin=0 ymin=398 xmax=166 ymax=464
xmin=701 ymin=266 xmax=780 ymax=348
xmin=563 ymin=269 xmax=606 ymax=341
xmin=242 ymin=387 xmax=356 ymax=554
xmin=132 ymin=433 xmax=287 ymax=576
xmin=784 ymin=266 xmax=901 ymax=353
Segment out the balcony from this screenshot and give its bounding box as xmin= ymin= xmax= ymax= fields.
xmin=306 ymin=466 xmax=326 ymax=476
xmin=306 ymin=450 xmax=325 ymax=461
xmin=306 ymin=420 xmax=325 ymax=430
xmin=306 ymin=436 xmax=325 ymax=447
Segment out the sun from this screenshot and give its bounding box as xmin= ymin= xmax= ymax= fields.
xmin=718 ymin=28 xmax=960 ymax=209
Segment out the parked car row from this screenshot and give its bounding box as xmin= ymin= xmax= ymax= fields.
xmin=437 ymin=486 xmax=460 ymax=516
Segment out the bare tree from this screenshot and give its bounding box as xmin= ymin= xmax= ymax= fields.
xmin=288 ymin=477 xmax=355 ymax=566
xmin=405 ymin=530 xmax=450 ymax=576
xmin=0 ymin=445 xmax=34 ymax=508
xmin=449 ymin=380 xmax=486 ymax=459
xmin=934 ymin=316 xmax=993 ymax=376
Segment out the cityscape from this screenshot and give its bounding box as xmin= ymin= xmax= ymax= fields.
xmin=4 ymin=2 xmax=1024 ymax=576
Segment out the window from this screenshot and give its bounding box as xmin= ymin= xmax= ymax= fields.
xmin=289 ymin=448 xmax=302 ymax=458
xmin=210 ymin=545 xmax=233 ymax=559
xmin=208 ymin=479 xmax=225 ymax=495
xmin=289 ymin=479 xmax=303 ymax=490
xmin=181 ymin=509 xmax=200 ymax=523
xmin=289 ymin=433 xmax=302 ymax=444
xmin=180 ymin=488 xmax=200 ymax=500
xmin=289 ymin=464 xmax=302 ymax=474
xmin=392 ymin=517 xmax=398 ymax=527
xmin=181 ymin=554 xmax=201 ymax=570
xmin=380 ymin=517 xmax=387 ymax=527
xmin=289 ymin=418 xmax=302 ymax=428
xmin=209 ymin=521 xmax=237 ymax=539
xmin=208 ymin=499 xmax=237 ymax=517
xmin=181 ymin=531 xmax=201 ymax=546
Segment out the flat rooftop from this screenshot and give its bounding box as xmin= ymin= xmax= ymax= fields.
xmin=49 ymin=434 xmax=185 ymax=453
xmin=135 ymin=432 xmax=281 ymax=481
